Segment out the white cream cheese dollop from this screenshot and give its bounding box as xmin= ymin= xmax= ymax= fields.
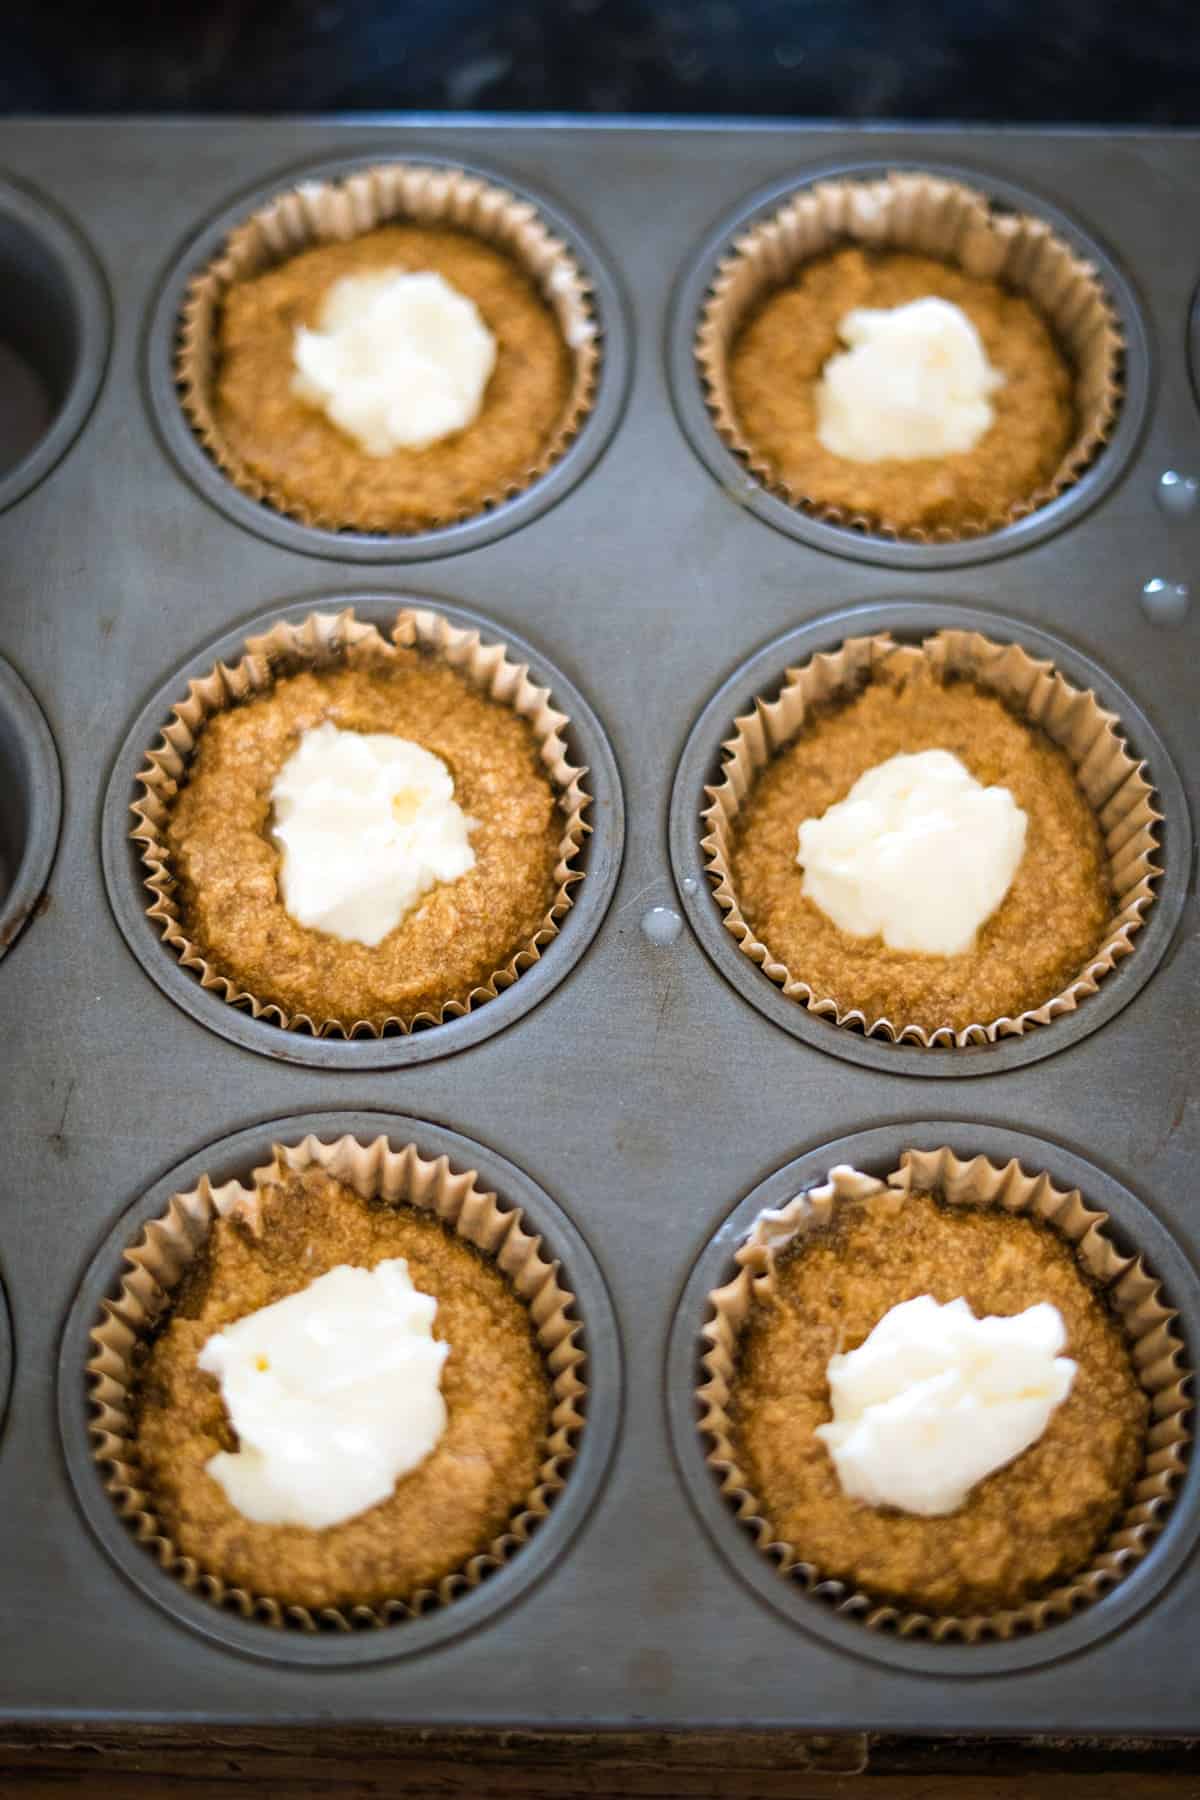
xmin=270 ymin=721 xmax=476 ymax=947
xmin=198 ymin=1259 xmax=449 ymax=1530
xmin=292 ymin=268 xmax=497 ymax=455
xmin=815 ymin=296 xmax=1005 ymax=463
xmin=815 ymin=1294 xmax=1076 ymax=1517
xmin=795 ymin=748 xmax=1027 ymax=956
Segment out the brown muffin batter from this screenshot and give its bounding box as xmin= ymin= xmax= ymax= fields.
xmin=730 ymin=654 xmax=1111 ymax=1033
xmin=729 ymin=247 xmax=1074 ymax=535
xmin=164 ymin=653 xmax=564 ymax=1028
xmin=134 ymin=1168 xmax=552 ymax=1611
xmin=731 ymin=1188 xmax=1147 ymax=1616
xmin=214 ymin=224 xmax=573 ymax=531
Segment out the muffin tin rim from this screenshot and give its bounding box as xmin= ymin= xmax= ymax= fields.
xmin=100 ymin=590 xmax=626 ymax=1068
xmin=665 ymin=155 xmax=1152 ymax=571
xmin=57 ymin=1107 xmax=624 ymax=1669
xmin=667 ymin=598 xmax=1192 ymax=1078
xmin=0 ymin=651 xmax=62 ymax=962
xmin=0 ymin=172 xmax=111 ymax=517
xmin=142 ymin=146 xmax=633 ymax=564
xmin=665 ymin=1118 xmax=1200 ymax=1679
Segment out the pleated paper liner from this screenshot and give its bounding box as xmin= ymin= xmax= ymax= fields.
xmin=696 ymin=170 xmax=1123 ymax=542
xmin=699 ymin=1150 xmax=1191 ymax=1644
xmin=87 ymin=1131 xmax=588 ymax=1632
xmin=131 ymin=603 xmax=590 ymax=1037
xmin=701 ymin=627 xmax=1160 ymax=1048
xmin=178 ymin=161 xmax=600 ymax=534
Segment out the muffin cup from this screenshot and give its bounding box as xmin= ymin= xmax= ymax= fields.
xmin=178 ymin=161 xmax=600 ymax=534
xmin=696 ymin=170 xmax=1123 ymax=542
xmin=698 ymin=1150 xmax=1192 ymax=1644
xmin=86 ymin=1130 xmax=588 ymax=1632
xmin=701 ymin=626 xmax=1161 ymax=1048
xmin=130 ymin=603 xmax=590 ymax=1038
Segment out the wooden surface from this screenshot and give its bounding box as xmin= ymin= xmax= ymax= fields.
xmin=0 ymin=1729 xmax=1198 ymax=1797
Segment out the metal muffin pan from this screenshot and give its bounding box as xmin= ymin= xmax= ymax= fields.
xmin=101 ymin=592 xmax=625 ymax=1068
xmin=146 ymin=150 xmax=633 ymax=564
xmin=668 ymin=598 xmax=1191 ymax=1078
xmin=0 ymin=173 xmax=109 ymax=515
xmin=58 ymin=1109 xmax=621 ymax=1668
xmin=0 ymin=119 xmax=1197 ymax=1735
xmin=667 ymin=159 xmax=1152 ymax=572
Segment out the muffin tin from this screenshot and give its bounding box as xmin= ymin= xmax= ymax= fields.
xmin=0 ymin=119 xmax=1197 ymax=1736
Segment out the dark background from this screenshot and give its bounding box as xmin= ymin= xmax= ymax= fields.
xmin=4 ymin=0 xmax=1200 ymax=122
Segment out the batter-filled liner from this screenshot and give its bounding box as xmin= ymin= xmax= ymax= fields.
xmin=131 ymin=605 xmax=590 ymax=1037
xmin=87 ymin=1131 xmax=588 ymax=1631
xmin=696 ymin=170 xmax=1122 ymax=542
xmin=700 ymin=628 xmax=1160 ymax=1048
xmin=178 ymin=161 xmax=600 ymax=534
xmin=698 ymin=1150 xmax=1190 ymax=1642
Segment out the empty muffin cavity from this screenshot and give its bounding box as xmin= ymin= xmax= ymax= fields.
xmin=0 ymin=179 xmax=108 ymax=512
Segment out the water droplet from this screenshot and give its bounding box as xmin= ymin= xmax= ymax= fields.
xmin=1156 ymin=470 xmax=1200 ymax=518
xmin=681 ymin=876 xmax=698 ymax=896
xmin=1141 ymin=578 xmax=1191 ymax=627
xmin=641 ymin=905 xmax=683 ymax=946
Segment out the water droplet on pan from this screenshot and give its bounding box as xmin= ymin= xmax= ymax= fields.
xmin=641 ymin=906 xmax=683 ymax=945
xmin=681 ymin=876 xmax=698 ymax=896
xmin=1140 ymin=578 xmax=1191 ymax=627
xmin=1156 ymin=470 xmax=1200 ymax=518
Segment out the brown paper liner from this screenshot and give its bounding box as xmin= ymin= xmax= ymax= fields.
xmin=696 ymin=171 xmax=1123 ymax=541
xmin=701 ymin=628 xmax=1161 ymax=1048
xmin=178 ymin=161 xmax=601 ymax=534
xmin=131 ymin=604 xmax=590 ymax=1037
xmin=87 ymin=1131 xmax=588 ymax=1631
xmin=699 ymin=1152 xmax=1191 ymax=1643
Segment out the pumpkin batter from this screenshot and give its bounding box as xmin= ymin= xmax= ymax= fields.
xmin=730 ymin=653 xmax=1111 ymax=1034
xmin=214 ymin=224 xmax=573 ymax=531
xmin=729 ymin=246 xmax=1074 ymax=535
xmin=134 ymin=1167 xmax=552 ymax=1612
xmin=730 ymin=1186 xmax=1146 ymax=1616
xmin=162 ymin=653 xmax=565 ymax=1029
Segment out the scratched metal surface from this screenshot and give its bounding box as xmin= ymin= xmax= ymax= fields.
xmin=0 ymin=119 xmax=1197 ymax=1732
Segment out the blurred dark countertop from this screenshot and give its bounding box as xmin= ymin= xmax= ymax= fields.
xmin=4 ymin=0 xmax=1199 ymax=123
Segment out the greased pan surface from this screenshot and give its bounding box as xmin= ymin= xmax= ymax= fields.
xmin=0 ymin=119 xmax=1197 ymax=1733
